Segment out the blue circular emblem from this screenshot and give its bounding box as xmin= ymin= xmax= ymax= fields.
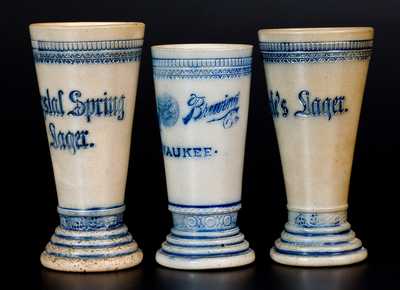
xmin=156 ymin=94 xmax=180 ymax=127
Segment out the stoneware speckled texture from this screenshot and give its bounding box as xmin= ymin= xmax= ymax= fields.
xmin=30 ymin=22 xmax=145 ymax=272
xmin=258 ymin=27 xmax=373 ymax=267
xmin=152 ymin=44 xmax=255 ymax=270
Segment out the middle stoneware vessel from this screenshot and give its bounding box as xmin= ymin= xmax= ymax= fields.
xmin=152 ymin=44 xmax=255 ymax=270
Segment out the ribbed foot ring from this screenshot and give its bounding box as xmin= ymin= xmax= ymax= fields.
xmin=270 ymin=210 xmax=367 ymax=267
xmin=156 ymin=229 xmax=255 ymax=270
xmin=41 ymin=249 xmax=143 ymax=272
xmin=41 ymin=225 xmax=143 ymax=272
xmin=270 ymin=247 xmax=367 ymax=267
xmin=41 ymin=205 xmax=143 ymax=272
xmin=157 ymin=202 xmax=255 ymax=270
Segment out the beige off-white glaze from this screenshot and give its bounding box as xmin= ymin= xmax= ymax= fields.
xmin=30 ymin=22 xmax=144 ymax=272
xmin=31 ymin=22 xmax=144 ymax=209
xmin=153 ymin=44 xmax=251 ymax=205
xmin=259 ymin=27 xmax=373 ymax=266
xmin=152 ymin=44 xmax=255 ymax=270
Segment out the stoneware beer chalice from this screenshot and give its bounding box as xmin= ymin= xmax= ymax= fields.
xmin=30 ymin=22 xmax=145 ymax=272
xmin=152 ymin=44 xmax=255 ymax=270
xmin=258 ymin=27 xmax=373 ymax=266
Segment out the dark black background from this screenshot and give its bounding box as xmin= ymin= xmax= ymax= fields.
xmin=2 ymin=0 xmax=400 ymax=289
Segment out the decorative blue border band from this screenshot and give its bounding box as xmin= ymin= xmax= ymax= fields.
xmin=152 ymin=57 xmax=252 ymax=80
xmin=289 ymin=211 xmax=347 ymax=228
xmin=32 ymin=39 xmax=143 ymax=64
xmin=172 ymin=212 xmax=238 ymax=232
xmin=169 ymin=202 xmax=240 ymax=232
xmin=59 ymin=213 xmax=124 ymax=231
xmin=260 ymin=39 xmax=373 ymax=63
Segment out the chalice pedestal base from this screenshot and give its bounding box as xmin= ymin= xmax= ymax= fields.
xmin=156 ymin=203 xmax=255 ymax=270
xmin=41 ymin=205 xmax=143 ymax=272
xmin=270 ymin=210 xmax=367 ymax=267
xmin=156 ymin=228 xmax=255 ymax=270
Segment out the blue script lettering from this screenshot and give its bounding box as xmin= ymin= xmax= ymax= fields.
xmin=67 ymin=90 xmax=125 ymax=122
xmin=294 ymin=90 xmax=348 ymax=120
xmin=268 ymin=90 xmax=289 ymax=118
xmin=48 ymin=122 xmax=95 ymax=154
xmin=162 ymin=144 xmax=217 ymax=158
xmin=41 ymin=89 xmax=65 ymax=119
xmin=182 ymin=92 xmax=240 ymax=128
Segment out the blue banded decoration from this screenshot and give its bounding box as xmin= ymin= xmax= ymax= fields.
xmin=260 ymin=39 xmax=373 ymax=63
xmin=44 ymin=225 xmax=139 ymax=259
xmin=32 ymin=39 xmax=143 ymax=64
xmin=58 ymin=204 xmax=125 ymax=231
xmin=45 ymin=249 xmax=138 ymax=260
xmin=42 ymin=204 xmax=141 ymax=261
xmin=159 ymin=248 xmax=253 ymax=259
xmin=172 ymin=212 xmax=237 ymax=232
xmin=59 ymin=214 xmax=124 ymax=231
xmin=272 ymin=210 xmax=366 ymax=258
xmin=169 ymin=202 xmax=241 ymax=232
xmin=152 ymin=57 xmax=252 ymax=80
xmin=290 ymin=211 xmax=347 ymax=228
xmin=156 ymin=201 xmax=254 ymax=262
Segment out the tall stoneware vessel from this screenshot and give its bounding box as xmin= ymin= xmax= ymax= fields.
xmin=152 ymin=44 xmax=256 ymax=270
xmin=30 ymin=22 xmax=145 ymax=272
xmin=258 ymin=27 xmax=373 ymax=266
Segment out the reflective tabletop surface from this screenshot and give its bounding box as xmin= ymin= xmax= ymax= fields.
xmin=15 ymin=258 xmax=397 ymax=290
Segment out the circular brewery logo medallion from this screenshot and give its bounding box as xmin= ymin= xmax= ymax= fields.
xmin=156 ymin=94 xmax=180 ymax=127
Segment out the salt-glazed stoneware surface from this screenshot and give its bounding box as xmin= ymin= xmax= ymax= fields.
xmin=258 ymin=27 xmax=374 ymax=267
xmin=152 ymin=44 xmax=255 ymax=270
xmin=30 ymin=22 xmax=145 ymax=272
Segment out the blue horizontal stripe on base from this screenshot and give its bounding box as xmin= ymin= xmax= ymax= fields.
xmin=169 ymin=201 xmax=241 ymax=208
xmin=280 ymin=239 xmax=349 ymax=246
xmin=165 ymin=241 xmax=243 ymax=248
xmin=58 ymin=204 xmax=124 ymax=212
xmin=50 ymin=239 xmax=133 ymax=249
xmin=284 ymin=229 xmax=351 ymax=237
xmin=170 ymin=233 xmax=239 ymax=240
xmin=45 ymin=249 xmax=138 ymax=259
xmin=175 ymin=227 xmax=237 ymax=233
xmin=294 ymin=224 xmax=345 ymax=229
xmin=160 ymin=248 xmax=251 ymax=259
xmin=274 ymin=246 xmax=363 ymax=257
xmin=54 ymin=232 xmax=129 ymax=241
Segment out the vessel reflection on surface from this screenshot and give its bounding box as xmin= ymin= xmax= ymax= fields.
xmin=41 ymin=267 xmax=145 ymax=290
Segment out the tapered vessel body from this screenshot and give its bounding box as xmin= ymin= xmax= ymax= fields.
xmin=258 ymin=27 xmax=373 ymax=266
xmin=30 ymin=22 xmax=145 ymax=272
xmin=152 ymin=44 xmax=255 ymax=270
